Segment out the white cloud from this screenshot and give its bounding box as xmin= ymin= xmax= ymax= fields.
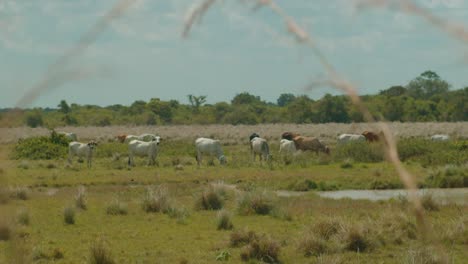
xmin=422 ymin=0 xmax=465 ymax=8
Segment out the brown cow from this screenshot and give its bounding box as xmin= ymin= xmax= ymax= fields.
xmin=292 ymin=136 xmax=330 ymax=154
xmin=116 ymin=134 xmax=127 ymax=143
xmin=282 ymin=132 xmax=300 ymax=141
xmin=362 ymin=131 xmax=380 ymax=142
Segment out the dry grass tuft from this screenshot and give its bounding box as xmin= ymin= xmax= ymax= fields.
xmin=196 ymin=186 xmax=225 ymax=210
xmin=240 ymin=234 xmax=281 ymax=263
xmin=17 ymin=209 xmax=30 ymax=226
xmin=106 ymin=199 xmax=128 ymax=215
xmin=298 ymin=232 xmax=329 ymax=257
xmin=237 ymin=190 xmax=275 ymax=215
xmin=63 ymin=206 xmax=75 ymax=225
xmin=341 ymin=225 xmax=370 ymax=252
xmin=313 ymin=219 xmax=342 ymax=240
xmin=75 ymin=186 xmax=87 ymax=210
xmin=89 ymin=238 xmax=115 ymax=264
xmin=230 ymin=229 xmax=258 ymax=247
xmin=421 ymin=194 xmax=439 ymax=212
xmin=142 ymin=186 xmax=172 ymax=213
xmin=216 ymin=210 xmax=234 ymax=230
xmin=10 ymin=187 xmax=29 ymax=200
xmin=0 ymin=221 xmax=11 ymax=241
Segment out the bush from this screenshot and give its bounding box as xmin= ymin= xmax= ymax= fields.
xmin=0 ymin=222 xmax=11 ymax=241
xmin=64 ymin=207 xmax=75 ymax=225
xmin=89 ymin=239 xmax=115 ymax=264
xmin=196 ymin=186 xmax=225 ymax=210
xmin=333 ymin=141 xmax=384 ymax=163
xmin=10 ymin=187 xmax=29 ymax=200
xmin=421 ymin=194 xmax=439 ymax=211
xmin=106 ymin=200 xmax=128 ymax=215
xmin=75 ymin=186 xmax=87 ymax=210
xmin=217 ymin=210 xmax=234 ymax=230
xmin=237 ymin=191 xmax=275 ymax=215
xmin=142 ymin=186 xmax=172 ymax=213
xmin=230 ymin=229 xmax=258 ymax=247
xmin=298 ymin=233 xmax=328 ymax=257
xmin=425 ymin=165 xmax=467 ymax=188
xmin=398 ymin=139 xmax=468 ymax=166
xmin=240 ymin=235 xmax=281 ymax=263
xmin=17 ymin=209 xmax=30 ymax=225
xmin=12 ymin=131 xmax=70 ymax=160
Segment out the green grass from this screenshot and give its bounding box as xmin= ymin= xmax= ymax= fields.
xmin=0 ymin=139 xmax=467 ymax=263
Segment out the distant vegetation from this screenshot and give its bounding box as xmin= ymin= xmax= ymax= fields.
xmin=1 ymin=71 xmax=467 ymax=127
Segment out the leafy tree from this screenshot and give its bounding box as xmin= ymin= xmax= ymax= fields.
xmin=277 ymin=93 xmax=296 ymax=106
xmin=407 ymin=71 xmax=450 ymax=99
xmin=316 ymin=94 xmax=350 ymax=123
xmin=147 ymin=98 xmax=173 ymax=123
xmin=379 ymin=86 xmax=406 ymax=97
xmin=58 ymin=100 xmax=70 ymax=114
xmin=129 ymin=100 xmax=147 ymax=115
xmin=286 ymin=95 xmax=314 ymax=123
xmin=188 ymin=95 xmax=206 ymax=113
xmin=231 ymin=92 xmax=262 ymax=105
xmin=25 ymin=110 xmax=44 ymax=128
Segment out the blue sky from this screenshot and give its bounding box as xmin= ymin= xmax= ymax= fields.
xmin=1 ymin=0 xmax=468 ymax=108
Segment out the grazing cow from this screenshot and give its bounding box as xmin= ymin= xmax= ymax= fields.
xmin=116 ymin=134 xmax=127 ymax=143
xmin=337 ymin=134 xmax=366 ymax=144
xmin=362 ymin=131 xmax=380 ymax=142
xmin=250 ymin=135 xmax=271 ymax=162
xmin=195 ymin=137 xmax=226 ymax=166
xmin=68 ymin=141 xmax=98 ymax=168
xmin=279 ymin=139 xmax=296 ymax=155
xmin=293 ymin=136 xmax=330 ymax=154
xmin=431 ymin=134 xmax=450 ymax=141
xmin=282 ymin=132 xmax=300 ymax=141
xmin=59 ymin=131 xmax=77 ymax=141
xmin=128 ymin=138 xmax=160 ymax=166
xmin=124 ymin=134 xmax=159 ymax=143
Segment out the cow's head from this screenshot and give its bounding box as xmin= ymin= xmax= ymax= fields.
xmin=116 ymin=134 xmax=127 ymax=143
xmin=151 ymin=136 xmax=161 ymax=145
xmin=87 ymin=141 xmax=98 ymax=149
xmin=218 ymin=155 xmax=227 ymax=165
xmin=249 ymin=133 xmax=260 ymax=142
xmin=282 ymin=132 xmax=298 ymax=141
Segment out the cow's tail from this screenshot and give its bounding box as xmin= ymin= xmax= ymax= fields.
xmin=262 ymin=142 xmax=270 ymax=159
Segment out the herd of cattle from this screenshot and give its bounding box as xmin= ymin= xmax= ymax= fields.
xmin=60 ymin=131 xmax=451 ymax=168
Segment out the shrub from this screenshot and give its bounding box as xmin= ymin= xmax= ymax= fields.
xmin=343 ymin=226 xmax=369 ymax=252
xmin=64 ymin=206 xmax=75 ymax=225
xmin=17 ymin=209 xmax=30 ymax=225
xmin=240 ymin=235 xmax=281 ymax=263
xmin=425 ymin=164 xmax=467 ymax=188
xmin=290 ymin=179 xmax=317 ymax=192
xmin=421 ymin=194 xmax=439 ymax=211
xmin=333 ymin=141 xmax=384 ymax=163
xmin=12 ymin=132 xmax=70 ymax=160
xmin=106 ymin=200 xmax=128 ymax=215
xmin=298 ymin=233 xmax=328 ymax=257
xmin=237 ymin=191 xmax=275 ymax=215
xmin=89 ymin=239 xmax=115 ymax=264
xmin=230 ymin=229 xmax=258 ymax=247
xmin=142 ymin=186 xmax=171 ymax=213
xmin=75 ymin=186 xmax=87 ymax=210
xmin=10 ymin=187 xmax=29 ymax=200
xmin=0 ymin=222 xmax=11 ymax=241
xmin=196 ymin=186 xmax=225 ymax=210
xmin=313 ymin=219 xmax=341 ymax=240
xmin=217 ymin=210 xmax=234 ymax=230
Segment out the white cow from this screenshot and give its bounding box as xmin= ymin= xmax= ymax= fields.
xmin=59 ymin=131 xmax=77 ymax=141
xmin=250 ymin=137 xmax=271 ymax=162
xmin=124 ymin=134 xmax=159 ymax=143
xmin=431 ymin=134 xmax=450 ymax=141
xmin=195 ymin=138 xmax=226 ymax=166
xmin=128 ymin=138 xmax=160 ymax=166
xmin=337 ymin=134 xmax=366 ymax=144
xmin=68 ymin=141 xmax=98 ymax=168
xmin=279 ymin=139 xmax=296 ymax=155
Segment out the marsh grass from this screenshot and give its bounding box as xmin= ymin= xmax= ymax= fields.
xmin=421 ymin=194 xmax=440 ymax=211
xmin=425 ymin=164 xmax=467 ymax=188
xmin=89 ymin=239 xmax=115 ymax=264
xmin=195 ymin=185 xmax=226 ymax=210
xmin=0 ymin=221 xmax=11 ymax=241
xmin=63 ymin=206 xmax=75 ymax=225
xmin=298 ymin=232 xmax=329 ymax=257
xmin=75 ymin=186 xmax=87 ymax=210
xmin=17 ymin=209 xmax=30 ymax=226
xmin=142 ymin=186 xmax=172 ymax=213
xmin=237 ymin=190 xmax=275 ymax=215
xmin=240 ymin=234 xmax=281 ymax=263
xmin=106 ymin=199 xmax=128 ymax=215
xmin=10 ymin=187 xmax=29 ymax=200
xmin=216 ymin=210 xmax=233 ymax=230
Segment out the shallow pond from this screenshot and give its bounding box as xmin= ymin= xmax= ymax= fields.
xmin=277 ymin=188 xmax=468 ymax=205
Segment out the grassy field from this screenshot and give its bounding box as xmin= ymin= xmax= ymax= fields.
xmin=0 ymin=123 xmax=467 ymax=263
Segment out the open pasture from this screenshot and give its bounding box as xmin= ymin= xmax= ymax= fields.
xmin=0 ymin=123 xmax=467 ymax=263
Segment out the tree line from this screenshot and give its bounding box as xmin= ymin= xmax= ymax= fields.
xmin=1 ymin=71 xmax=467 ymax=128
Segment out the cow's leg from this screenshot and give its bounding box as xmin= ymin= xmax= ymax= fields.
xmin=196 ymin=151 xmax=202 ymax=166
